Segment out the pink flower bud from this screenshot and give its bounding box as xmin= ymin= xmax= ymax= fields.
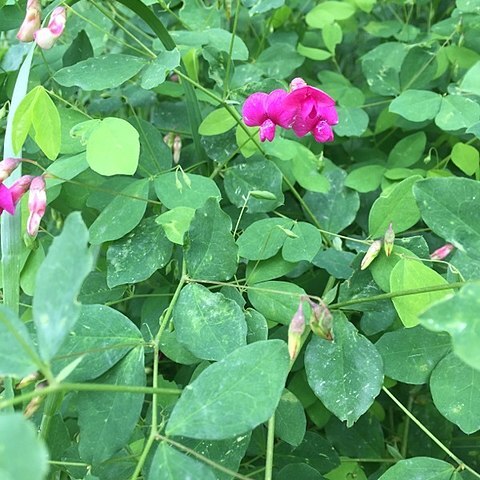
xmin=173 ymin=135 xmax=182 ymax=164
xmin=16 ymin=0 xmax=41 ymax=43
xmin=0 ymin=158 xmax=21 ymax=182
xmin=10 ymin=175 xmax=34 ymax=205
xmin=27 ymin=176 xmax=46 ymax=237
xmin=384 ymin=222 xmax=395 ymax=257
xmin=430 ymin=243 xmax=454 ymax=261
xmin=34 ymin=7 xmax=66 ymax=50
xmin=309 ymin=302 xmax=333 ymax=341
xmin=288 ymin=302 xmax=306 ymax=361
xmin=361 ymin=240 xmax=382 ymax=270
xmin=289 ymin=77 xmax=307 ymax=91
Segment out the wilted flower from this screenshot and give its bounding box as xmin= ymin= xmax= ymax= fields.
xmin=384 ymin=222 xmax=395 ymax=257
xmin=430 ymin=243 xmax=454 ymax=260
xmin=173 ymin=135 xmax=182 ymax=164
xmin=242 ymin=89 xmax=293 ymax=142
xmin=0 ymin=157 xmax=21 ymax=183
xmin=288 ymin=301 xmax=306 ymax=361
xmin=16 ymin=0 xmax=41 ymax=43
xmin=27 ymin=176 xmax=47 ymax=237
xmin=361 ymin=240 xmax=382 ymax=270
xmin=34 ymin=7 xmax=66 ymax=50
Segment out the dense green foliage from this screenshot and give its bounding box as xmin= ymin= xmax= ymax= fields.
xmin=1 ymin=0 xmax=480 ymax=479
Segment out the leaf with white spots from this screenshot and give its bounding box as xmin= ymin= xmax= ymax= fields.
xmin=430 ymin=352 xmax=480 ymax=434
xmin=414 ymin=177 xmax=480 ymax=261
xmin=33 ymin=213 xmax=93 ymax=362
xmin=173 ymin=283 xmax=247 ymax=361
xmin=304 ymin=312 xmax=383 ymax=426
xmin=165 ymin=340 xmax=290 ymax=439
xmin=184 ymin=198 xmax=238 ymax=281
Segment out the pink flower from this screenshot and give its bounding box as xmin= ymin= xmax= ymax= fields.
xmin=430 ymin=243 xmax=454 ymax=260
xmin=0 ymin=175 xmax=33 ymax=216
xmin=283 ymin=77 xmax=338 ymax=143
xmin=16 ymin=0 xmax=41 ymax=43
xmin=288 ymin=302 xmax=306 ymax=360
xmin=27 ymin=176 xmax=46 ymax=237
xmin=0 ymin=158 xmax=21 ymax=183
xmin=242 ymin=89 xmax=293 ymax=142
xmin=34 ymin=7 xmax=66 ymax=50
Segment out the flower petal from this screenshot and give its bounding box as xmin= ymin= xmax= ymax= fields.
xmin=242 ymin=92 xmax=268 ymax=127
xmin=259 ymin=119 xmax=276 ymax=142
xmin=266 ymin=89 xmax=294 ymax=128
xmin=313 ymin=120 xmax=334 ymax=143
xmin=0 ymin=184 xmax=15 ymax=215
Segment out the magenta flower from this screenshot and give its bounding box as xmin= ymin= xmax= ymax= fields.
xmin=16 ymin=0 xmax=41 ymax=43
xmin=283 ymin=77 xmax=338 ymax=143
xmin=242 ymin=89 xmax=293 ymax=142
xmin=241 ymin=78 xmax=338 ymax=143
xmin=0 ymin=175 xmax=34 ymax=216
xmin=34 ymin=7 xmax=66 ymax=50
xmin=27 ymin=176 xmax=46 ymax=237
xmin=430 ymin=243 xmax=454 ymax=260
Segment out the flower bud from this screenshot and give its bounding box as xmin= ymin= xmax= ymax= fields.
xmin=361 ymin=240 xmax=382 ymax=270
xmin=384 ymin=222 xmax=395 ymax=257
xmin=430 ymin=243 xmax=454 ymax=261
xmin=16 ymin=0 xmax=41 ymax=43
xmin=16 ymin=371 xmax=40 ymax=390
xmin=27 ymin=176 xmax=47 ymax=237
xmin=309 ymin=302 xmax=333 ymax=341
xmin=34 ymin=7 xmax=67 ymax=50
xmin=288 ymin=302 xmax=305 ymax=361
xmin=173 ymin=135 xmax=182 ymax=164
xmin=0 ymin=157 xmax=21 ymax=183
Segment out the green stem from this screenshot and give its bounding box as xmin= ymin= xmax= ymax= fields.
xmin=383 ymin=387 xmax=480 ymax=479
xmin=39 ymin=392 xmax=64 ymax=440
xmin=223 ymin=0 xmax=241 ymax=99
xmin=329 ymin=281 xmax=465 ymax=310
xmin=264 ymin=414 xmax=276 ymax=480
xmin=130 ymin=261 xmax=188 ymax=480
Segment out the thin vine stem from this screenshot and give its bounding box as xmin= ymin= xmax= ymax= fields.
xmin=264 ymin=414 xmax=276 ymax=480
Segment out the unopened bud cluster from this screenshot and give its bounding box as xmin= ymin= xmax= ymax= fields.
xmin=0 ymin=157 xmax=47 ymax=238
xmin=17 ymin=1 xmax=66 ymax=50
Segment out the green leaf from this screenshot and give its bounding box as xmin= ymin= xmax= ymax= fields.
xmin=0 ymin=414 xmax=49 ymax=480
xmin=0 ymin=305 xmax=39 ymax=378
xmin=312 ymin=248 xmax=355 ymax=279
xmin=54 ymin=54 xmax=147 ymax=90
xmin=241 ymin=0 xmax=285 ymax=15
xmin=376 ymin=326 xmax=451 ymax=384
xmin=451 ymin=142 xmax=479 ymax=176
xmin=304 ymin=164 xmax=359 ymax=234
xmin=430 ymin=352 xmax=480 ymax=434
xmin=86 ymin=117 xmax=140 ymax=176
xmin=378 ymin=457 xmax=457 ymax=480
xmin=107 ymin=217 xmax=172 ymax=287
xmin=387 ymin=132 xmax=426 ymax=167
xmin=282 ymin=222 xmax=322 ymax=262
xmin=306 ymin=2 xmax=355 ymax=28
xmin=325 ymin=461 xmax=368 ymax=480
xmin=290 ymin=146 xmax=330 ymax=193
xmin=78 ymin=348 xmax=145 ymax=464
xmin=334 ymin=107 xmax=369 ymax=137
xmin=141 ymin=49 xmax=181 ymax=89
xmin=361 ymin=43 xmax=409 ymax=96
xmin=460 ymin=60 xmax=480 ymax=96
xmin=166 ymin=340 xmax=290 ymax=439
xmin=435 ymin=95 xmax=480 ymax=131
xmin=156 ymin=207 xmax=195 ymax=245
xmin=148 ymin=443 xmax=215 ymax=480
xmin=12 ymin=86 xmax=61 ymax=160
xmin=256 ymin=44 xmax=304 ymax=78
xmin=305 ymin=312 xmax=383 ymax=426
xmin=154 ymin=172 xmax=221 ymax=209
xmin=33 ymin=213 xmax=93 ymax=362
xmin=420 ymin=283 xmax=480 ymax=371
xmin=275 ymin=389 xmax=307 ymax=447
xmin=185 ymin=198 xmax=238 ymax=281
xmin=224 ymin=157 xmax=284 ymax=213
xmin=51 ymin=304 xmax=143 ymax=382
xmin=173 ymin=283 xmax=247 ymax=361
xmin=237 ymin=217 xmax=294 ymax=260
xmin=245 ymin=308 xmax=268 ymax=343
xmin=368 ymin=175 xmax=422 ymax=238
xmin=323 ymin=22 xmax=343 ymax=53
xmin=246 ymin=254 xmax=295 ymax=284
xmin=414 ymin=177 xmax=480 ymax=261
xmin=297 ymin=43 xmax=332 ymax=61
xmin=62 ymin=29 xmax=93 ymax=68
xmin=278 ymin=463 xmax=325 ymax=480
xmin=199 ymin=108 xmax=237 ymax=136
xmin=389 ymin=90 xmax=442 ymax=122
xmin=89 ymin=178 xmax=150 ymax=245
xmin=248 ymin=280 xmax=306 ymax=325
xmin=389 ymin=259 xmax=454 ymax=328
xmin=344 ymin=165 xmax=386 ymax=193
